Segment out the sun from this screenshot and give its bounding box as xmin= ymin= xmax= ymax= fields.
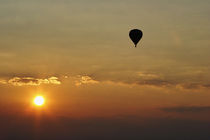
xmin=34 ymin=96 xmax=45 ymax=106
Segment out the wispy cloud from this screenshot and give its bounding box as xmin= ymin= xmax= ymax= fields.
xmin=134 ymin=79 xmax=173 ymax=87
xmin=0 ymin=79 xmax=7 ymax=84
xmin=161 ymin=106 xmax=210 ymax=113
xmin=95 ymin=71 xmax=210 ymax=89
xmin=71 ymin=75 xmax=99 ymax=86
xmin=176 ymin=83 xmax=210 ymax=90
xmin=0 ymin=52 xmax=15 ymax=58
xmin=69 ymin=72 xmax=210 ymax=89
xmin=137 ymin=72 xmax=160 ymax=79
xmin=101 ymin=79 xmax=173 ymax=88
xmin=100 ymin=77 xmax=174 ymax=88
xmin=115 ymin=80 xmax=210 ymax=89
xmin=1 ymin=76 xmax=62 ymax=86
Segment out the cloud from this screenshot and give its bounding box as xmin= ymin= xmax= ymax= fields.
xmin=68 ymin=73 xmax=210 ymax=89
xmin=0 ymin=79 xmax=7 ymax=84
xmin=1 ymin=73 xmax=210 ymax=90
xmin=94 ymin=73 xmax=210 ymax=89
xmin=137 ymin=72 xmax=160 ymax=79
xmin=176 ymin=83 xmax=210 ymax=90
xmin=68 ymin=73 xmax=210 ymax=90
xmin=7 ymin=76 xmax=61 ymax=86
xmin=161 ymin=106 xmax=210 ymax=113
xmin=0 ymin=52 xmax=15 ymax=58
xmin=48 ymin=77 xmax=62 ymax=85
xmin=71 ymin=75 xmax=99 ymax=86
xmin=100 ymin=78 xmax=174 ymax=88
xmin=134 ymin=79 xmax=173 ymax=87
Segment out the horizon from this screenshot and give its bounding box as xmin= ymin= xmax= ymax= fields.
xmin=0 ymin=0 xmax=210 ymax=139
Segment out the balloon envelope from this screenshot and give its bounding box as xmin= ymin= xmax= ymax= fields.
xmin=129 ymin=29 xmax=143 ymax=47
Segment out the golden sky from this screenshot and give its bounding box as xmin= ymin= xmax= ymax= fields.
xmin=0 ymin=1 xmax=210 ymax=139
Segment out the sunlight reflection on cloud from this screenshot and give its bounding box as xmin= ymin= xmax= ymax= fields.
xmin=7 ymin=76 xmax=61 ymax=86
xmin=71 ymin=75 xmax=99 ymax=86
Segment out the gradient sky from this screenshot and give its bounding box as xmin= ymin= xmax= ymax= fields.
xmin=0 ymin=0 xmax=210 ymax=139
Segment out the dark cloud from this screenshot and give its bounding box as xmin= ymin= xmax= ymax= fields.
xmin=135 ymin=79 xmax=173 ymax=87
xmin=179 ymin=83 xmax=210 ymax=89
xmin=161 ymin=106 xmax=210 ymax=113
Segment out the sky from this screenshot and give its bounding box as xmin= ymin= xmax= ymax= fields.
xmin=0 ymin=0 xmax=210 ymax=139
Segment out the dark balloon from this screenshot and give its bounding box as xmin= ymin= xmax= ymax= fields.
xmin=129 ymin=29 xmax=143 ymax=47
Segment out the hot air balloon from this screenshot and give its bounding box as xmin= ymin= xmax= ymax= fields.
xmin=129 ymin=29 xmax=143 ymax=47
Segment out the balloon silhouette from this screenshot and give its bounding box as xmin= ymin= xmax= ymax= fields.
xmin=129 ymin=29 xmax=143 ymax=47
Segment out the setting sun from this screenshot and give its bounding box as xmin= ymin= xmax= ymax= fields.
xmin=34 ymin=96 xmax=45 ymax=106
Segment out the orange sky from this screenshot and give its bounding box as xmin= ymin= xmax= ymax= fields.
xmin=0 ymin=0 xmax=210 ymax=126
xmin=1 ymin=1 xmax=210 ymax=139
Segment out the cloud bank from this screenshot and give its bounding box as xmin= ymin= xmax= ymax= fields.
xmin=67 ymin=72 xmax=210 ymax=90
xmin=1 ymin=72 xmax=210 ymax=90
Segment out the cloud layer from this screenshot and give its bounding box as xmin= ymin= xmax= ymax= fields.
xmin=1 ymin=72 xmax=210 ymax=90
xmin=67 ymin=72 xmax=210 ymax=90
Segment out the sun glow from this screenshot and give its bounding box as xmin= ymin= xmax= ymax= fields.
xmin=34 ymin=96 xmax=45 ymax=106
